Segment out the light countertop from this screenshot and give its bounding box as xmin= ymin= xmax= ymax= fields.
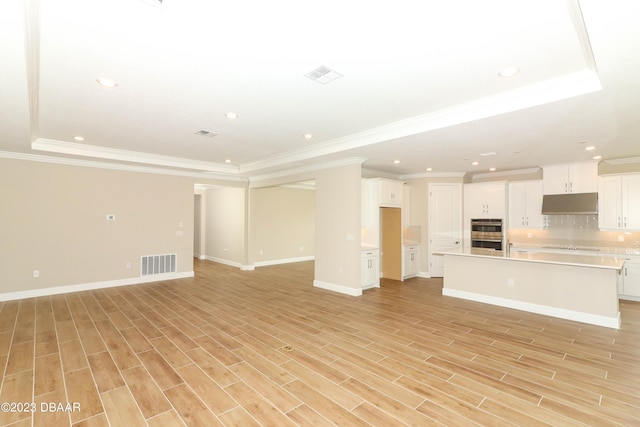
xmin=510 ymin=243 xmax=640 ymax=256
xmin=436 ymin=248 xmax=625 ymax=270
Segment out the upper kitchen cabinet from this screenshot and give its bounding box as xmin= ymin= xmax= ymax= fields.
xmin=464 ymin=181 xmax=507 ymax=219
xmin=374 ymin=178 xmax=404 ymax=207
xmin=542 ymin=162 xmax=598 ymax=195
xmin=509 ymin=180 xmax=543 ymax=229
xmin=598 ymin=174 xmax=640 ymax=231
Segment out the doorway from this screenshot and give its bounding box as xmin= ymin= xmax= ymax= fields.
xmin=380 ymin=207 xmax=402 ymax=280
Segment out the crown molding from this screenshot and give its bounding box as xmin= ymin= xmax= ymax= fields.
xmin=248 ymin=157 xmax=366 ymax=187
xmin=400 ymin=171 xmax=467 ymax=180
xmin=0 ymin=150 xmax=247 ymax=182
xmin=361 ymin=168 xmax=402 ymax=180
xmin=31 ymin=138 xmax=238 ymax=174
xmin=602 ymin=156 xmax=640 ymax=165
xmin=471 ymin=167 xmax=541 ymax=180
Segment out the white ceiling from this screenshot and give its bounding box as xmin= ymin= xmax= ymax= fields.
xmin=2 ymin=0 xmax=639 ymax=179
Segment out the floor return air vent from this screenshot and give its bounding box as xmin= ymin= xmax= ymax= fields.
xmin=141 ymin=254 xmax=177 ymax=276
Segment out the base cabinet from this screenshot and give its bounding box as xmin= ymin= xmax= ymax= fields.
xmin=362 ymin=249 xmax=380 ymax=289
xmin=402 ymin=245 xmax=420 ymax=280
xmin=620 ymin=256 xmax=640 ymax=299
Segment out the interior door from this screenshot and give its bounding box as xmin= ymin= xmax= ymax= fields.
xmin=428 ymin=183 xmax=462 ymax=277
xmin=380 ymin=207 xmax=402 ymax=280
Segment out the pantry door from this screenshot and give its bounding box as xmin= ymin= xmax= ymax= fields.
xmin=428 ymin=183 xmax=462 ymax=277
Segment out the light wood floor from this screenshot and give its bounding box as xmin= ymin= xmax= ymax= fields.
xmin=1 ymin=260 xmax=639 ymax=426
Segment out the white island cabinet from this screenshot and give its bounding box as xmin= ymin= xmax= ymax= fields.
xmin=620 ymin=255 xmax=640 ymax=299
xmin=437 ymin=248 xmax=624 ymax=329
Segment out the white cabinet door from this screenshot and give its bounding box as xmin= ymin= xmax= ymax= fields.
xmin=525 ymin=180 xmax=544 ymax=229
xmin=543 ymin=162 xmax=598 ymax=194
xmin=402 ymin=246 xmax=419 ymax=279
xmin=509 ymin=182 xmax=527 ymax=228
xmin=598 ymin=176 xmax=623 ymax=230
xmin=570 ymin=162 xmax=599 ymax=194
xmin=361 ymin=250 xmax=379 ymax=289
xmin=622 ymin=174 xmax=640 ymax=230
xmin=598 ymin=174 xmax=640 ymax=231
xmin=378 ymin=179 xmax=403 ymax=207
xmin=621 ymin=257 xmax=640 ymax=298
xmin=510 ymin=180 xmax=543 ymax=229
xmin=542 ymin=165 xmax=569 ymax=194
xmin=464 ymin=182 xmax=506 ymax=218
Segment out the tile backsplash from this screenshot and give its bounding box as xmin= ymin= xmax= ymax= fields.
xmin=509 ymin=215 xmax=640 ymax=248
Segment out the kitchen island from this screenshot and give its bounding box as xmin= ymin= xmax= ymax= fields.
xmin=436 ymin=248 xmax=625 ymax=329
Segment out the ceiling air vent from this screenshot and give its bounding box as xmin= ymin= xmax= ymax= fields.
xmin=195 ymin=130 xmax=218 ymax=137
xmin=305 ymin=65 xmax=343 ymax=84
xmin=140 ymin=0 xmax=163 ymax=7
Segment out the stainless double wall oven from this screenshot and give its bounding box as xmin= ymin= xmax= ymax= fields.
xmin=470 ymin=218 xmax=504 ymax=251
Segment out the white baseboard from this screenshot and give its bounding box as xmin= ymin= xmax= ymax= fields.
xmin=203 ymin=255 xmax=313 ymax=271
xmin=204 ymin=256 xmax=242 ymax=268
xmin=254 ymin=256 xmax=315 ymax=268
xmin=313 ymin=279 xmax=362 ymax=296
xmin=442 ymin=288 xmax=620 ymax=329
xmin=417 ymin=271 xmax=431 ymax=278
xmin=0 ymin=271 xmax=194 ymax=302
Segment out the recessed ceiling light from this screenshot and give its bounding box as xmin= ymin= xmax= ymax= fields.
xmin=471 ymin=161 xmax=479 ymax=166
xmin=498 ymin=66 xmax=520 ymax=78
xmin=74 ymin=136 xmax=84 ymax=141
xmin=585 ymin=145 xmax=596 ymax=151
xmin=225 ymin=159 xmax=231 ymax=163
xmin=96 ymin=77 xmax=118 ymax=88
xmin=480 ymin=151 xmax=497 ymax=157
xmin=426 ymin=167 xmax=433 ymax=172
xmin=489 ymin=167 xmax=496 ymax=171
xmin=303 ymin=133 xmax=313 ymax=140
xmin=225 ymin=112 xmax=238 ymax=119
xmin=592 ymin=155 xmax=602 ymax=160
xmin=393 ymin=160 xmax=401 ymax=164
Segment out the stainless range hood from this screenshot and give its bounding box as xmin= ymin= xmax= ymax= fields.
xmin=541 ymin=192 xmax=598 ymax=215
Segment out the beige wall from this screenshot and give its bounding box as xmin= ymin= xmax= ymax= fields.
xmin=203 ymin=186 xmax=247 ymax=266
xmin=0 ymin=157 xmax=197 ymax=294
xmin=249 ymin=186 xmax=315 ymax=264
xmin=314 ymin=164 xmax=361 ymax=292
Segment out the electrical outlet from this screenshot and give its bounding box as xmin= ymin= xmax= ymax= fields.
xmin=618 ymin=235 xmax=625 ymax=242
xmin=106 ymin=214 xmax=116 ymax=221
xmin=299 ymin=246 xmax=304 ymax=252
xmin=33 ymin=270 xmax=40 ymax=278
xmin=507 ymin=277 xmax=514 ymax=287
